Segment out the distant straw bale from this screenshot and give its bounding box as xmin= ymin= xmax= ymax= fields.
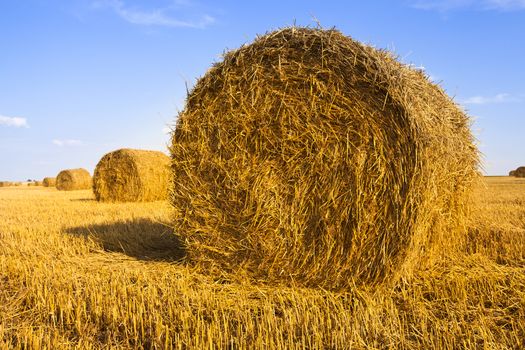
xmin=42 ymin=177 xmax=56 ymax=187
xmin=93 ymin=148 xmax=171 ymax=202
xmin=170 ymin=27 xmax=480 ymax=290
xmin=514 ymin=167 xmax=525 ymax=178
xmin=56 ymin=168 xmax=92 ymax=191
xmin=34 ymin=181 xmax=43 ymax=186
xmin=0 ymin=181 xmax=11 ymax=187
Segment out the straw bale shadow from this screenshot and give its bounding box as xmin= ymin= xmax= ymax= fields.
xmin=65 ymin=218 xmax=185 ymax=262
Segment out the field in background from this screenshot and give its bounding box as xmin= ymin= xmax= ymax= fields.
xmin=1 ymin=177 xmax=524 ymax=349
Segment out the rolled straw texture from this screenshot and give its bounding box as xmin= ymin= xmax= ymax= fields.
xmin=56 ymin=168 xmax=91 ymax=191
xmin=93 ymin=148 xmax=171 ymax=202
xmin=170 ymin=27 xmax=480 ymax=289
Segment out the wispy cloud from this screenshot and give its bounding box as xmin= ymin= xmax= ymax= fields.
xmin=0 ymin=115 xmax=29 ymax=128
xmin=410 ymin=0 xmax=525 ymax=11
xmin=484 ymin=0 xmax=525 ymax=10
xmin=93 ymin=0 xmax=215 ymax=29
xmin=52 ymin=139 xmax=83 ymax=147
xmin=463 ymin=93 xmax=521 ymax=105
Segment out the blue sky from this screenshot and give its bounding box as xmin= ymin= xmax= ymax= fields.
xmin=1 ymin=0 xmax=524 ymax=180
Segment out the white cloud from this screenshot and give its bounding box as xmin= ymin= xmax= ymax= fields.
xmin=162 ymin=126 xmax=172 ymax=134
xmin=484 ymin=0 xmax=525 ymax=10
xmin=411 ymin=0 xmax=525 ymax=11
xmin=93 ymin=0 xmax=215 ymax=29
xmin=53 ymin=139 xmax=83 ymax=147
xmin=463 ymin=93 xmax=521 ymax=105
xmin=0 ymin=115 xmax=29 ymax=128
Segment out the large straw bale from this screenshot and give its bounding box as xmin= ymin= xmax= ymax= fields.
xmin=56 ymin=168 xmax=92 ymax=191
xmin=42 ymin=177 xmax=56 ymax=187
xmin=170 ymin=27 xmax=480 ymax=289
xmin=93 ymin=148 xmax=171 ymax=202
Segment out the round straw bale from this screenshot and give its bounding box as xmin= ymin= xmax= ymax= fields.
xmin=93 ymin=148 xmax=171 ymax=202
xmin=34 ymin=181 xmax=43 ymax=186
xmin=56 ymin=168 xmax=92 ymax=191
xmin=170 ymin=27 xmax=480 ymax=289
xmin=42 ymin=177 xmax=56 ymax=187
xmin=514 ymin=166 xmax=525 ymax=178
xmin=0 ymin=181 xmax=11 ymax=187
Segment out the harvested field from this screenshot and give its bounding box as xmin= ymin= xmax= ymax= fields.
xmin=0 ymin=177 xmax=524 ymax=348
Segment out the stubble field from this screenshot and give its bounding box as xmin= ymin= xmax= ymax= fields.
xmin=1 ymin=176 xmax=524 ymax=349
